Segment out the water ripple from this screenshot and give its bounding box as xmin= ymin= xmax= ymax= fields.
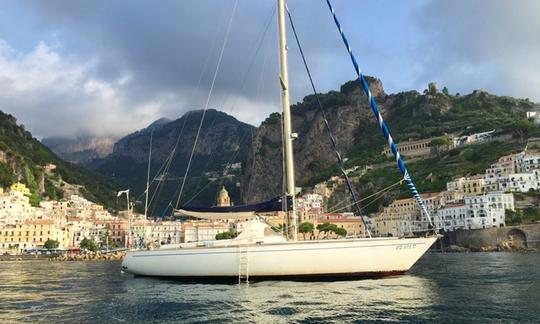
xmin=0 ymin=253 xmax=539 ymax=323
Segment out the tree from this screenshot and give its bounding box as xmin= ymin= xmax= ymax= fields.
xmin=512 ymin=120 xmax=534 ymax=145
xmin=442 ymin=86 xmax=449 ymax=95
xmin=80 ymin=238 xmax=98 ymax=252
xmin=216 ymin=231 xmax=237 ymax=240
xmin=505 ymin=209 xmax=522 ymax=225
xmin=298 ymin=222 xmax=314 ymax=240
xmin=334 ymin=227 xmax=347 ymax=237
xmin=316 ymin=222 xmax=338 ymax=239
xmin=44 ymin=239 xmax=59 ymax=249
xmin=100 ymin=224 xmax=112 ymax=249
xmin=429 ymin=136 xmax=452 ymax=158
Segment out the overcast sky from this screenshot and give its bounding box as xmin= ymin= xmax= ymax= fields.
xmin=0 ymin=0 xmax=539 ymax=138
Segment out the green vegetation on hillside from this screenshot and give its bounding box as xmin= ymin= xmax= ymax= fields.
xmin=0 ymin=111 xmax=121 ymax=210
xmin=327 ymin=140 xmax=525 ymax=215
xmin=291 ymin=79 xmax=540 ymax=215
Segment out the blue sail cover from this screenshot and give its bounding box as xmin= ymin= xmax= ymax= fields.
xmin=179 ymin=196 xmax=292 ymax=213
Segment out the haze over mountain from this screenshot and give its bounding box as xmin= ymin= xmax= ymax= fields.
xmin=41 ymin=135 xmax=117 ymax=165
xmin=41 ymin=118 xmax=173 ymax=165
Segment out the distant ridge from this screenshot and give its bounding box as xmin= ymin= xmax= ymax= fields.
xmin=88 ymin=109 xmax=255 ymax=215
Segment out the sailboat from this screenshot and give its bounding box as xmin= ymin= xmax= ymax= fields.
xmin=121 ymin=0 xmax=438 ymax=281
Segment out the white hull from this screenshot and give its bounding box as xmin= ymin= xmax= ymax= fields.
xmin=121 ymin=236 xmax=437 ymax=280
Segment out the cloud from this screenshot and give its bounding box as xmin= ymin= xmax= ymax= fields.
xmin=1 ymin=0 xmax=540 ymax=139
xmin=0 ymin=40 xmax=171 ymax=138
xmin=0 ymin=0 xmax=297 ymax=138
xmin=415 ymin=0 xmax=540 ymax=100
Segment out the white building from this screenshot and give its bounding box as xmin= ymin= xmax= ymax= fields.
xmin=302 ymin=193 xmax=323 ymax=210
xmin=0 ymin=190 xmax=35 ymax=225
xmin=483 ymin=152 xmax=540 ymax=192
xmin=434 ymin=192 xmax=513 ymax=231
xmin=183 ymin=222 xmax=229 ymax=242
xmin=497 ymin=173 xmax=539 ymax=192
xmin=148 ymin=221 xmax=183 ymax=244
xmin=516 ymin=151 xmax=540 ymax=173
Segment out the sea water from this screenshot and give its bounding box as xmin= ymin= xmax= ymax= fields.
xmin=0 ymin=252 xmax=538 ymax=323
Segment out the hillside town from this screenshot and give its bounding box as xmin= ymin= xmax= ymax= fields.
xmin=0 ymin=180 xmax=367 ymax=254
xmin=308 ymin=149 xmax=540 ymax=238
xmin=2 ymin=148 xmax=540 ymax=255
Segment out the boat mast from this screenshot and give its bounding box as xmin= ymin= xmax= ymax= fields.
xmin=144 ymin=130 xmax=153 ymax=242
xmin=277 ymin=0 xmax=298 ymax=241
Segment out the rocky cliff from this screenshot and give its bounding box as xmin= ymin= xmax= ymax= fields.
xmin=242 ymin=77 xmax=537 ymax=204
xmin=42 ymin=135 xmax=118 ymax=165
xmin=242 ymin=77 xmax=388 ymax=203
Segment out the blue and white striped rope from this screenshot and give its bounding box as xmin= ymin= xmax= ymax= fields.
xmin=325 ymin=0 xmax=433 ymax=227
xmin=286 ymin=5 xmax=371 ymax=237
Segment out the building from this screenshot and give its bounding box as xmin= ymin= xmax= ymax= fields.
xmin=0 ymin=219 xmax=68 ymax=254
xmin=453 ymin=130 xmax=495 ymax=147
xmin=313 ymin=182 xmax=332 ymax=198
xmin=296 ymin=193 xmax=324 ymax=224
xmin=497 ymin=173 xmax=539 ymax=193
xmin=382 ymin=138 xmax=432 ymax=158
xmin=216 ymin=187 xmax=231 ymax=207
xmin=516 ymin=151 xmax=540 ymax=173
xmin=147 ymin=221 xmax=183 ymax=245
xmin=10 ymin=182 xmax=31 ymax=195
xmin=0 ymin=190 xmax=35 ymax=225
xmin=370 ymin=192 xmax=444 ymax=237
xmin=446 ymin=175 xmax=485 ymax=195
xmin=317 ymin=213 xmax=366 ymax=238
xmin=434 ymin=192 xmax=513 ymax=231
xmin=485 ymin=153 xmax=520 ymax=186
xmin=183 ymin=222 xmax=229 ymax=242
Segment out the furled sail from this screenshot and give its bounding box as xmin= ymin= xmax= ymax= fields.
xmin=177 ymin=196 xmax=292 ymax=220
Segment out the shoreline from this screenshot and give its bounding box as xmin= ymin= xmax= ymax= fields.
xmin=0 ymin=251 xmax=125 ymax=262
xmin=2 ymin=249 xmax=539 ymax=262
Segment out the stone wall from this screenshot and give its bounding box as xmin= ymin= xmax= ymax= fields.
xmin=444 ymin=224 xmax=540 ymax=250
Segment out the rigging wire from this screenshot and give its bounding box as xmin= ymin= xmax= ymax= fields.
xmin=285 ymin=5 xmax=371 ymax=237
xmin=327 ymin=179 xmax=403 ymax=214
xmin=208 ymin=7 xmax=276 ymax=202
xmin=174 ymin=0 xmax=239 ymax=209
xmin=180 ymin=6 xmax=276 ymax=207
xmin=324 ymin=0 xmax=435 ymax=231
xmin=135 ymin=6 xmax=227 ymax=217
xmin=149 ymin=112 xmax=191 ymax=216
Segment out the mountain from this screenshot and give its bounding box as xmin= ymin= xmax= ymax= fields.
xmin=0 ymin=110 xmax=121 ymax=210
xmin=42 ymin=118 xmax=173 ymax=165
xmin=242 ymin=77 xmax=540 ymax=206
xmin=88 ymin=109 xmax=255 ymax=216
xmin=42 ymin=135 xmax=118 ymax=165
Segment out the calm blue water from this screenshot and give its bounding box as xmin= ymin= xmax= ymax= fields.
xmin=0 ymin=253 xmax=538 ymax=323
